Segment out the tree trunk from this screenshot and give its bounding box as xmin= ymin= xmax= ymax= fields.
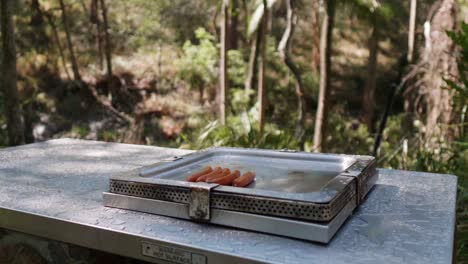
xmin=30 ymin=0 xmax=48 ymax=52
xmin=96 ymin=9 xmax=104 ymax=71
xmin=257 ymin=0 xmax=268 ymax=133
xmin=361 ymin=14 xmax=379 ymax=131
xmin=373 ymin=55 xmax=407 ymax=156
xmin=278 ymin=0 xmax=306 ymax=150
xmin=219 ymin=0 xmax=229 ymax=125
xmin=229 ymin=0 xmax=239 ymax=50
xmin=241 ymin=0 xmax=249 ymax=46
xmin=407 ymin=0 xmax=417 ymax=63
xmin=44 ymin=11 xmax=71 ymax=80
xmin=199 ymin=85 xmax=204 ymax=105
xmin=100 ymin=0 xmax=112 ymax=82
xmin=212 ymin=6 xmax=219 ymax=41
xmin=422 ymin=0 xmax=458 ymax=143
xmin=59 ymin=0 xmax=82 ymax=82
xmin=90 ymin=0 xmax=104 ymax=70
xmin=245 ymin=28 xmax=261 ymax=93
xmin=30 ymin=0 xmax=43 ymax=25
xmin=26 ymin=0 xmax=45 ymax=143
xmin=23 ymin=102 xmax=35 ymax=143
xmin=312 ymin=0 xmax=335 ymax=152
xmin=403 ymin=0 xmax=418 ymax=130
xmin=157 ymin=41 xmax=163 ymax=78
xmin=1 ymin=0 xmax=25 ymax=146
xmin=311 ymin=0 xmax=320 ymax=72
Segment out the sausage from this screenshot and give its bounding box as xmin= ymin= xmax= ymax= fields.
xmin=232 ymin=171 xmax=255 ymax=187
xmin=186 ymin=166 xmax=213 ymax=182
xmin=206 ymin=168 xmax=230 ymax=181
xmin=196 ymin=167 xmax=222 ymax=182
xmin=208 ymin=170 xmax=240 ymax=185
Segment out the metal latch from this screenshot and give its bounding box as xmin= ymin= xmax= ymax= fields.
xmin=342 ymin=158 xmax=375 ymax=205
xmin=188 ymin=183 xmax=218 ymax=222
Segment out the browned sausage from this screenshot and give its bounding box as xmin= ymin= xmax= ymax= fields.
xmin=196 ymin=167 xmax=222 ymax=182
xmin=232 ymin=171 xmax=255 ymax=187
xmin=206 ymin=168 xmax=230 ymax=181
xmin=208 ymin=170 xmax=240 ymax=185
xmin=186 ymin=166 xmax=213 ymax=182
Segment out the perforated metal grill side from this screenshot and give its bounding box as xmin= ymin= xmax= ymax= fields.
xmin=211 ymin=180 xmax=356 ymax=222
xmin=109 ymin=178 xmax=356 ymax=222
xmin=109 ymin=180 xmax=189 ymax=203
xmin=211 ymin=193 xmax=332 ymax=220
xmin=328 ymin=181 xmax=356 ymax=220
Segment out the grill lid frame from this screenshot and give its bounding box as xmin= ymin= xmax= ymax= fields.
xmin=107 ymin=147 xmax=377 ymax=222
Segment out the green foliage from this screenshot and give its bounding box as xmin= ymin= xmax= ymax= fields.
xmin=175 ymin=28 xmax=218 ymax=90
xmin=229 ymin=88 xmax=253 ymax=114
xmin=341 ymin=0 xmax=404 ymax=28
xmin=175 ymin=27 xmax=247 ymax=86
xmin=445 ymin=23 xmax=468 ymax=262
xmin=301 ymin=70 xmax=320 ymax=104
xmin=182 ymin=111 xmax=298 ymax=150
xmin=112 ymin=0 xmax=166 ymax=48
xmin=326 ymin=113 xmax=374 ymax=155
xmin=175 ymin=27 xmax=247 ymax=107
xmin=445 ymin=22 xmax=468 ymax=104
xmin=157 ymin=0 xmax=213 ymax=43
xmin=98 ymin=129 xmax=119 ymax=142
xmin=227 ymin=49 xmax=246 ymax=88
xmin=227 ymin=49 xmax=249 ymax=114
xmin=70 ymin=125 xmax=90 ymax=138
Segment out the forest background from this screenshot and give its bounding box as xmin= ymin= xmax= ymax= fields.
xmin=0 ymin=0 xmax=467 ymax=261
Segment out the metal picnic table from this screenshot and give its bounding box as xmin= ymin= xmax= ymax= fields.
xmin=0 ymin=139 xmax=457 ymax=264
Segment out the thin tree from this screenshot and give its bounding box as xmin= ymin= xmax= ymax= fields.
xmin=58 ymin=0 xmax=82 ymax=82
xmin=257 ymin=0 xmax=268 ymax=133
xmin=219 ymin=0 xmax=229 ymax=125
xmin=1 ymin=0 xmax=25 ymax=146
xmin=403 ymin=0 xmax=417 ymax=129
xmin=310 ymin=0 xmax=320 ymax=72
xmin=313 ymin=0 xmax=336 ymax=152
xmin=407 ymin=0 xmax=417 ymax=63
xmin=229 ymin=0 xmax=239 ymax=50
xmin=245 ymin=0 xmax=277 ymax=95
xmin=33 ymin=1 xmax=67 ymax=76
xmin=244 ymin=28 xmax=261 ymax=93
xmin=26 ymin=0 xmax=46 ymax=143
xmin=30 ymin=0 xmax=48 ymax=51
xmin=361 ymin=13 xmax=379 ymax=130
xmin=43 ymin=10 xmax=71 ymax=80
xmin=90 ymin=0 xmax=104 ymax=70
xmin=100 ymin=0 xmax=112 ymax=84
xmin=278 ymin=0 xmax=306 ymax=149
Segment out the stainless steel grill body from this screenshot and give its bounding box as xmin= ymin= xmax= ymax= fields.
xmin=104 ymin=147 xmax=377 ymax=242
